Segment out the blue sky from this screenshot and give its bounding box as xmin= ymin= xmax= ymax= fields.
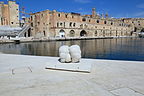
xmin=2 ymin=0 xmax=144 ymax=18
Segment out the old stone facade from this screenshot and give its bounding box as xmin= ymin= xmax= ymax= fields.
xmin=122 ymin=18 xmax=144 ymax=32
xmin=28 ymin=8 xmax=134 ymax=38
xmin=0 ymin=1 xmax=19 ymax=27
xmin=28 ymin=10 xmax=50 ymax=37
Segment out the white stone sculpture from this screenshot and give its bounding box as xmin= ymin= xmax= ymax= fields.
xmin=69 ymin=45 xmax=81 ymax=63
xmin=59 ymin=45 xmax=81 ymax=63
xmin=59 ymin=45 xmax=71 ymax=63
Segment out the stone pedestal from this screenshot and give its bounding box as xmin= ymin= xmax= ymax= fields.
xmin=46 ymin=61 xmax=91 ymax=73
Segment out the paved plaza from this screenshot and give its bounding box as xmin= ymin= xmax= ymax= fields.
xmin=0 ymin=54 xmax=144 ymax=96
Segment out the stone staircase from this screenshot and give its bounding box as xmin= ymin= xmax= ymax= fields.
xmin=18 ymin=25 xmax=30 ymax=37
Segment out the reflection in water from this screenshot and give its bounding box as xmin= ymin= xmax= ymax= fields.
xmin=0 ymin=38 xmax=144 ymax=61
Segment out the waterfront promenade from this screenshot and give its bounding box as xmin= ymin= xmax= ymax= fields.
xmin=0 ymin=53 xmax=144 ymax=96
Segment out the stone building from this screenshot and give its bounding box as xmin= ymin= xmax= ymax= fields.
xmin=122 ymin=18 xmax=144 ymax=32
xmin=28 ymin=8 xmax=134 ymax=38
xmin=0 ymin=1 xmax=19 ymax=27
xmin=28 ymin=10 xmax=50 ymax=38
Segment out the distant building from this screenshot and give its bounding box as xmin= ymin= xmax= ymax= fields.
xmin=27 ymin=8 xmax=133 ymax=38
xmin=0 ymin=1 xmax=19 ymax=27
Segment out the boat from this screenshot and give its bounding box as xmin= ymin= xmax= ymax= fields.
xmin=138 ymin=32 xmax=144 ymax=38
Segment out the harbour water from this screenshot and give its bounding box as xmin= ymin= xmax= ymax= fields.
xmin=0 ymin=38 xmax=144 ymax=61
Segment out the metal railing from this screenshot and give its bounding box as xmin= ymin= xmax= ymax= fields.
xmin=0 ymin=25 xmax=30 ymax=37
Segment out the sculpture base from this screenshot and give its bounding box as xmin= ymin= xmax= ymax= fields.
xmin=45 ymin=62 xmax=91 ymax=73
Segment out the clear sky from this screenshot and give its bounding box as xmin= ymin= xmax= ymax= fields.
xmin=2 ymin=0 xmax=144 ymax=18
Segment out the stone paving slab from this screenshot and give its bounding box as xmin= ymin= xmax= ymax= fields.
xmin=12 ymin=67 xmax=32 ymax=75
xmin=111 ymin=88 xmax=144 ymax=96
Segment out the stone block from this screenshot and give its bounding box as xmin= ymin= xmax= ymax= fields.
xmin=45 ymin=62 xmax=91 ymax=73
xmin=111 ymin=88 xmax=144 ymax=96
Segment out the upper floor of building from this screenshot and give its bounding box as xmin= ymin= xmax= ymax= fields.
xmin=0 ymin=0 xmax=19 ymax=27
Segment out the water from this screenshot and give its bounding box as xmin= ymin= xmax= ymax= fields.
xmin=0 ymin=38 xmax=144 ymax=61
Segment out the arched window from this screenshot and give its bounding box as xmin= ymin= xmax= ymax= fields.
xmin=80 ymin=24 xmax=83 ymax=28
xmin=37 ymin=22 xmax=40 ymax=25
xmin=43 ymin=31 xmax=45 ymax=36
xmin=97 ymin=20 xmax=99 ymax=23
xmin=60 ymin=23 xmax=63 ymax=26
xmin=73 ymin=23 xmax=76 ymax=27
xmin=69 ymin=30 xmax=75 ymax=37
xmin=80 ymin=30 xmax=87 ymax=37
xmin=70 ymin=22 xmax=72 ymax=27
xmin=104 ymin=21 xmax=107 ymax=24
xmin=65 ymin=14 xmax=68 ymax=18
xmin=58 ymin=14 xmax=61 ymax=17
xmin=82 ymin=18 xmax=86 ymax=22
xmin=84 ymin=24 xmax=88 ymax=28
xmin=59 ymin=29 xmax=65 ymax=37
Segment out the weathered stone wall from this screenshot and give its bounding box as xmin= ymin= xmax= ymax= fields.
xmin=3 ymin=4 xmax=10 ymax=25
xmin=30 ymin=10 xmax=50 ymax=38
xmin=8 ymin=1 xmax=19 ymax=27
xmin=123 ymin=18 xmax=144 ymax=32
xmin=0 ymin=1 xmax=19 ymax=27
xmin=0 ymin=2 xmax=9 ymax=26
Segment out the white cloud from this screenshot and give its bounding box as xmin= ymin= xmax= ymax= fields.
xmin=74 ymin=0 xmax=91 ymax=3
xmin=136 ymin=3 xmax=144 ymax=8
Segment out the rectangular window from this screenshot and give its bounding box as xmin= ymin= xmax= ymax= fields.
xmin=58 ymin=14 xmax=61 ymax=17
xmin=65 ymin=14 xmax=68 ymax=18
xmin=38 ymin=22 xmax=40 ymax=25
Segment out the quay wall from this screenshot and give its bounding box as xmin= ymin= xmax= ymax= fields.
xmin=0 ymin=36 xmax=136 ymax=44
